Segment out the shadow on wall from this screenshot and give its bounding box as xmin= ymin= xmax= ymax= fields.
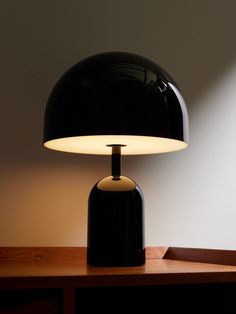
xmin=0 ymin=0 xmax=236 ymax=246
xmin=148 ymin=0 xmax=236 ymax=104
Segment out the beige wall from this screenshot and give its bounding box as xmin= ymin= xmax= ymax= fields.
xmin=1 ymin=0 xmax=236 ymax=248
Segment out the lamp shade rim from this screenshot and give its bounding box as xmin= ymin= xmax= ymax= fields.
xmin=44 ymin=135 xmax=188 ymax=155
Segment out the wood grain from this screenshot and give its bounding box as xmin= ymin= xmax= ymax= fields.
xmin=163 ymin=247 xmax=236 ymax=266
xmin=0 ymin=247 xmax=86 ymax=262
xmin=146 ymin=246 xmax=168 ymax=259
xmin=1 ymin=247 xmax=236 ymax=288
xmin=0 ymin=247 xmax=166 ymax=262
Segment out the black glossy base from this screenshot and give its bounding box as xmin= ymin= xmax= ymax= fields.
xmin=87 ymin=176 xmax=145 ymax=267
xmin=87 ymin=248 xmax=145 ymax=267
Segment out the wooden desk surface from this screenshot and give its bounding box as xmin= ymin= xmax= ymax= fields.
xmin=0 ymin=247 xmax=236 ymax=288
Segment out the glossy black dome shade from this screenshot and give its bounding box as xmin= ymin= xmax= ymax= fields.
xmin=44 ymin=52 xmax=189 ymax=155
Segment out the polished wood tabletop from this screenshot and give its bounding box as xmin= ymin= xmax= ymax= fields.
xmin=0 ymin=247 xmax=236 ymax=288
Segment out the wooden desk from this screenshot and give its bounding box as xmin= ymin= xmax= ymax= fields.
xmin=0 ymin=247 xmax=236 ymax=313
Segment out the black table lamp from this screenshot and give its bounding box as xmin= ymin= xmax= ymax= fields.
xmin=43 ymin=52 xmax=189 ymax=267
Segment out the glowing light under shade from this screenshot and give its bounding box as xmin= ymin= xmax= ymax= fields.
xmin=44 ymin=135 xmax=188 ymax=155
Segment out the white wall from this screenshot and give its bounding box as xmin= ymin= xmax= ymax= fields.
xmin=1 ymin=0 xmax=236 ymax=248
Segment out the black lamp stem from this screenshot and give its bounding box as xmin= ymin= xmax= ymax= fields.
xmin=111 ymin=145 xmax=121 ymax=178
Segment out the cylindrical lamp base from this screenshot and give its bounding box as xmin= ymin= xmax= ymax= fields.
xmin=87 ymin=176 xmax=145 ymax=266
